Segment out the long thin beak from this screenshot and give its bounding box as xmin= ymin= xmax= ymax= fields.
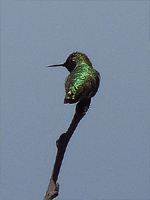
xmin=46 ymin=63 xmax=65 ymax=68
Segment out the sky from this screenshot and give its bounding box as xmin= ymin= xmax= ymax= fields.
xmin=1 ymin=1 xmax=150 ymax=200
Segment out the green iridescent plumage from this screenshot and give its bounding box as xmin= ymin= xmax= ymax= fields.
xmin=47 ymin=52 xmax=100 ymax=104
xmin=64 ymin=63 xmax=100 ymax=103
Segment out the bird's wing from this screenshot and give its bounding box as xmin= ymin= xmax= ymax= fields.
xmin=64 ymin=64 xmax=100 ymax=103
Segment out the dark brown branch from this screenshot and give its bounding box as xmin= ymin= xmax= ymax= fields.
xmin=43 ymin=98 xmax=91 ymax=200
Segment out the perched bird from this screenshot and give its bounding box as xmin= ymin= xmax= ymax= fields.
xmin=47 ymin=52 xmax=100 ymax=104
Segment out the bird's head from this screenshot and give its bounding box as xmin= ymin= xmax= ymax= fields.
xmin=47 ymin=52 xmax=92 ymax=72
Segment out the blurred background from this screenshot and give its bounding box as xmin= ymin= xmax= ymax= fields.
xmin=1 ymin=1 xmax=149 ymax=200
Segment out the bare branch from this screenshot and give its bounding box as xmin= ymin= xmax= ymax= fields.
xmin=43 ymin=98 xmax=91 ymax=200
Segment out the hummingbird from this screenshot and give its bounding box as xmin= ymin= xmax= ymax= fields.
xmin=47 ymin=52 xmax=100 ymax=104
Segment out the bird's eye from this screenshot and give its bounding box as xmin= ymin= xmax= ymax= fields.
xmin=70 ymin=59 xmax=76 ymax=67
xmin=71 ymin=59 xmax=75 ymax=63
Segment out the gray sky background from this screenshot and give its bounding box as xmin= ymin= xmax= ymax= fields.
xmin=1 ymin=1 xmax=150 ymax=200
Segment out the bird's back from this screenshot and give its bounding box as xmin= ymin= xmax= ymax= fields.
xmin=64 ymin=63 xmax=100 ymax=104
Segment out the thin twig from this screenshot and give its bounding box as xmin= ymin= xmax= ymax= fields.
xmin=43 ymin=98 xmax=91 ymax=200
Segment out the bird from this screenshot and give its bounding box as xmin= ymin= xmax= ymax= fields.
xmin=47 ymin=52 xmax=100 ymax=104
